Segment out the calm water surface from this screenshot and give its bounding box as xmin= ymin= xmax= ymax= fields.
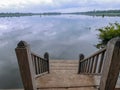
xmin=0 ymin=15 xmax=120 ymax=88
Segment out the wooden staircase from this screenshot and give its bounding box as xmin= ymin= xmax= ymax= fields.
xmin=15 ymin=37 xmax=120 ymax=90
xmin=36 ymin=60 xmax=99 ymax=90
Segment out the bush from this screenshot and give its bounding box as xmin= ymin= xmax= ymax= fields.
xmin=96 ymin=22 xmax=120 ymax=49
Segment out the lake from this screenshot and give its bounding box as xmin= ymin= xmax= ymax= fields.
xmin=0 ymin=15 xmax=120 ymax=88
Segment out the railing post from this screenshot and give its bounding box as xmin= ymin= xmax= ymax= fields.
xmin=15 ymin=41 xmax=36 ymax=90
xmin=100 ymin=37 xmax=120 ymax=90
xmin=44 ymin=52 xmax=50 ymax=73
xmin=78 ymin=54 xmax=84 ymax=74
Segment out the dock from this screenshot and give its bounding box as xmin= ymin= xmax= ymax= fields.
xmin=14 ymin=37 xmax=120 ymax=90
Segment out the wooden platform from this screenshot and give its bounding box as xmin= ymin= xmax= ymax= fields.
xmin=2 ymin=60 xmax=120 ymax=90
xmin=35 ymin=60 xmax=99 ymax=90
xmin=14 ymin=38 xmax=120 ymax=90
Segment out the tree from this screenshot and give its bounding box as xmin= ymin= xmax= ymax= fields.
xmin=96 ymin=22 xmax=120 ymax=49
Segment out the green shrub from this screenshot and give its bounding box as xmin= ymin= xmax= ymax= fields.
xmin=96 ymin=22 xmax=120 ymax=49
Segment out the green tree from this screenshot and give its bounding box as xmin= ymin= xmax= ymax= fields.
xmin=96 ymin=22 xmax=120 ymax=49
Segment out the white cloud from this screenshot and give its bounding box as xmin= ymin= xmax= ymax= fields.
xmin=0 ymin=0 xmax=54 ymax=9
xmin=94 ymin=0 xmax=120 ymax=3
xmin=0 ymin=0 xmax=120 ymax=12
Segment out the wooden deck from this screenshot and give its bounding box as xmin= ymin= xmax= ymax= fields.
xmin=35 ymin=60 xmax=99 ymax=90
xmin=2 ymin=60 xmax=120 ymax=90
xmin=14 ymin=38 xmax=120 ymax=90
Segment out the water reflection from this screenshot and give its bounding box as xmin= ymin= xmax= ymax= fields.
xmin=0 ymin=15 xmax=120 ymax=88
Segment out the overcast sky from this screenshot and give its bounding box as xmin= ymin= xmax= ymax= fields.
xmin=0 ymin=0 xmax=120 ymax=12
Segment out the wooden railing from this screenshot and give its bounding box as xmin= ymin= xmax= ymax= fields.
xmin=15 ymin=41 xmax=49 ymax=90
xmin=78 ymin=37 xmax=120 ymax=90
xmin=78 ymin=48 xmax=106 ymax=74
xmin=31 ymin=52 xmax=49 ymax=75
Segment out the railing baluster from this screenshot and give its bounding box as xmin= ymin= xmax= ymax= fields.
xmin=83 ymin=62 xmax=85 ymax=72
xmin=36 ymin=57 xmax=39 ymax=74
xmin=31 ymin=54 xmax=36 ymax=74
xmin=88 ymin=58 xmax=92 ymax=73
xmin=34 ymin=56 xmax=37 ymax=74
xmin=80 ymin=62 xmax=82 ymax=73
xmin=41 ymin=59 xmax=43 ymax=73
xmin=84 ymin=60 xmax=87 ymax=73
xmin=87 ymin=58 xmax=91 ymax=73
xmin=91 ymin=56 xmax=96 ymax=73
xmin=43 ymin=59 xmax=45 ymax=72
xmin=90 ymin=56 xmax=95 ymax=73
xmin=44 ymin=52 xmax=49 ymax=73
xmin=93 ymin=54 xmax=99 ymax=73
xmin=98 ymin=51 xmax=105 ymax=73
xmin=85 ymin=60 xmax=88 ymax=72
xmin=78 ymin=54 xmax=84 ymax=74
xmin=37 ymin=57 xmax=40 ymax=74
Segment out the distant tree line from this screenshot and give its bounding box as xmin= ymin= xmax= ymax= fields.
xmin=80 ymin=10 xmax=120 ymax=16
xmin=0 ymin=13 xmax=34 ymax=17
xmin=68 ymin=10 xmax=120 ymax=17
xmin=0 ymin=12 xmax=62 ymax=17
xmin=0 ymin=10 xmax=120 ymax=17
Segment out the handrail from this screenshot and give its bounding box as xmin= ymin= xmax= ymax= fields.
xmin=99 ymin=37 xmax=120 ymax=90
xmin=15 ymin=41 xmax=50 ymax=90
xmin=78 ymin=47 xmax=106 ymax=74
xmin=80 ymin=48 xmax=106 ymax=62
xmin=78 ymin=37 xmax=120 ymax=90
xmin=31 ymin=52 xmax=49 ymax=75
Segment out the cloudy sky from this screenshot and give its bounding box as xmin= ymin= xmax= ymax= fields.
xmin=0 ymin=0 xmax=120 ymax=12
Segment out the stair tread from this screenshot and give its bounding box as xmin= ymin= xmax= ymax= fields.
xmin=36 ymin=60 xmax=99 ymax=90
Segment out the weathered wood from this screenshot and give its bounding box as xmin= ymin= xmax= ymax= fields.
xmin=31 ymin=53 xmax=49 ymax=74
xmin=85 ymin=59 xmax=89 ymax=73
xmin=84 ymin=60 xmax=87 ymax=72
xmin=34 ymin=56 xmax=38 ymax=74
xmin=44 ymin=52 xmax=49 ymax=73
xmin=90 ymin=57 xmax=95 ymax=73
xmin=36 ymin=60 xmax=99 ymax=90
xmin=100 ymin=37 xmax=120 ymax=90
xmin=87 ymin=58 xmax=91 ymax=73
xmin=93 ymin=54 xmax=99 ymax=73
xmin=15 ymin=41 xmax=36 ymax=90
xmin=78 ymin=54 xmax=85 ymax=74
xmin=40 ymin=59 xmax=42 ymax=73
xmin=80 ymin=48 xmax=106 ymax=63
xmin=83 ymin=62 xmax=86 ymax=72
xmin=98 ymin=51 xmax=105 ymax=73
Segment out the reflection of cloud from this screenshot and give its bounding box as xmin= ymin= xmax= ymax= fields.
xmin=0 ymin=41 xmax=8 ymax=48
xmin=78 ymin=30 xmax=97 ymax=41
xmin=44 ymin=31 xmax=57 ymax=36
xmin=0 ymin=24 xmax=8 ymax=29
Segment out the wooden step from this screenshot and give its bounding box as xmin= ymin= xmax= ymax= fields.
xmin=49 ymin=60 xmax=78 ymax=64
xmin=50 ymin=64 xmax=78 ymax=67
xmin=36 ymin=60 xmax=99 ymax=90
xmin=49 ymin=60 xmax=79 ymax=71
xmin=37 ymin=86 xmax=98 ymax=90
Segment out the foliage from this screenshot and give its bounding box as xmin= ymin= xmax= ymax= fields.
xmin=79 ymin=10 xmax=120 ymax=17
xmin=96 ymin=22 xmax=120 ymax=49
